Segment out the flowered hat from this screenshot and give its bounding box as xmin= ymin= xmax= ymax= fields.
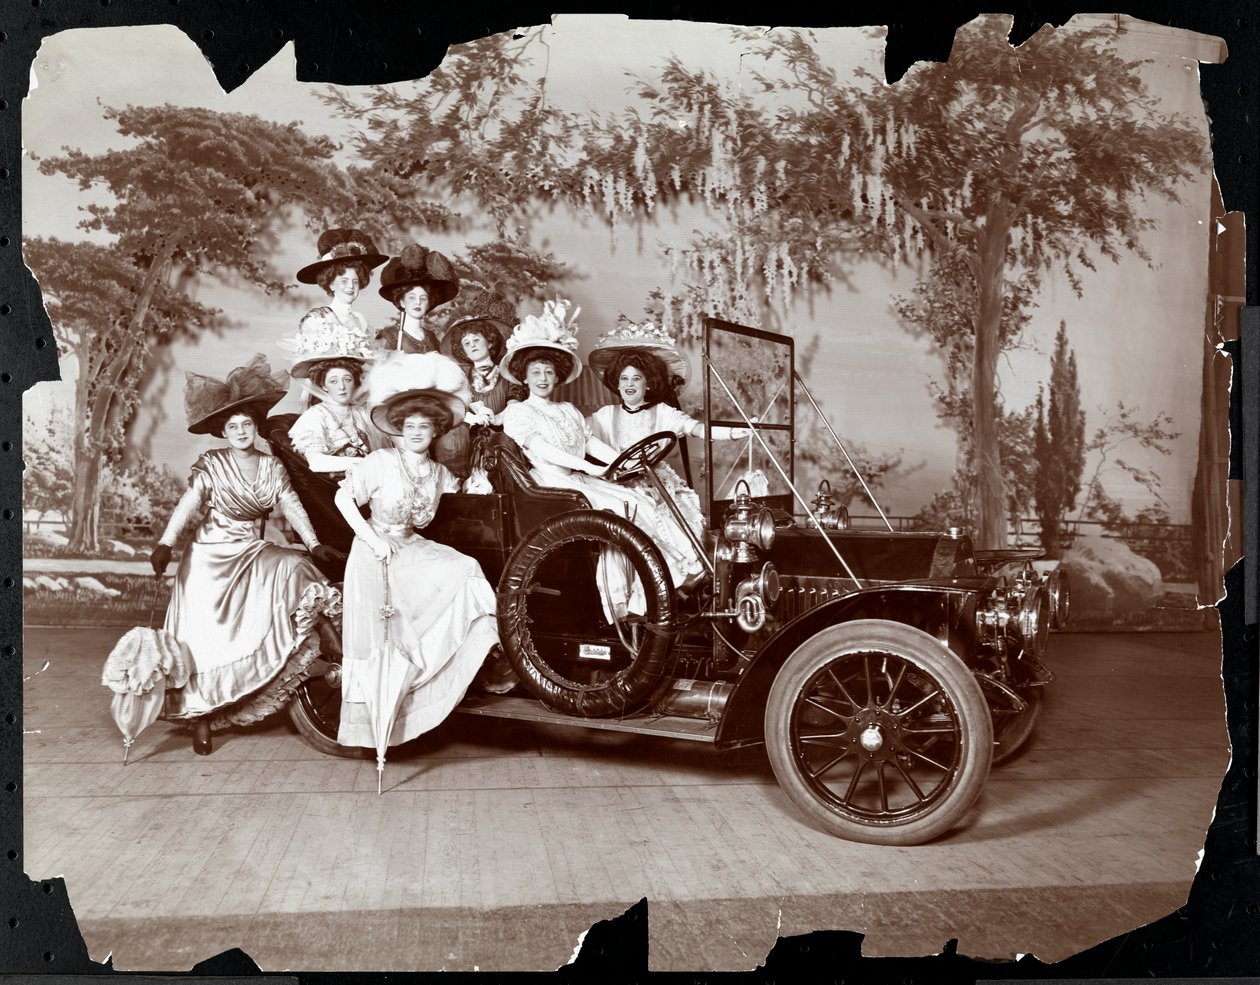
xmin=377 ymin=244 xmax=460 ymax=311
xmin=499 ymin=298 xmax=583 ymax=385
xmin=365 ymin=352 xmax=472 ymax=436
xmin=278 ymin=307 xmax=378 ymax=379
xmin=295 ymin=228 xmax=389 ymax=285
xmin=587 ymin=319 xmax=690 ymax=390
xmin=184 ymin=354 xmax=289 ymax=435
xmin=441 ymin=288 xmax=517 ymax=365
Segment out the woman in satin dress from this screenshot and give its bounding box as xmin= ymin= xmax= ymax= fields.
xmin=149 ymin=356 xmax=343 ymax=750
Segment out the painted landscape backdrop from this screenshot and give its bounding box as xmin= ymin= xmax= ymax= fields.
xmin=21 ymin=14 xmax=1233 ymax=629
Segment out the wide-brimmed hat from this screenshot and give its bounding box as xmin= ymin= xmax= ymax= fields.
xmin=441 ymin=288 xmax=517 ymax=364
xmin=588 ymin=320 xmax=690 ymax=390
xmin=377 ymin=244 xmax=460 ymax=310
xmin=499 ymin=298 xmax=583 ymax=385
xmin=295 ymin=228 xmax=389 ymax=285
xmin=365 ymin=352 xmax=471 ymax=436
xmin=278 ymin=307 xmax=377 ymax=379
xmin=184 ymin=354 xmax=289 ymax=435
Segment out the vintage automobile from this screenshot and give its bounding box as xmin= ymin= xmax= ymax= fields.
xmin=271 ymin=318 xmax=1068 ymax=846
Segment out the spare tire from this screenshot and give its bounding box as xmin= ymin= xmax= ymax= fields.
xmin=497 ymin=510 xmax=676 ymax=717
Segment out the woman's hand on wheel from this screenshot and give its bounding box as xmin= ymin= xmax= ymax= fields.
xmin=149 ymin=544 xmax=172 ymax=577
xmin=311 ymin=544 xmax=346 ymax=566
xmin=584 ymin=461 xmax=609 ymax=478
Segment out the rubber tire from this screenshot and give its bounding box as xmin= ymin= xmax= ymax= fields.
xmin=991 ymin=685 xmax=1045 ymax=766
xmin=287 ymin=674 xmax=366 ymax=759
xmin=764 ymin=619 xmax=993 ymax=846
xmin=498 ymin=509 xmax=676 ymax=717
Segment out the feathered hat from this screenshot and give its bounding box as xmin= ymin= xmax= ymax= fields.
xmin=377 ymin=244 xmax=460 ymax=310
xmin=441 ymin=288 xmax=517 ymax=364
xmin=184 ymin=354 xmax=289 ymax=435
xmin=499 ymin=298 xmax=583 ymax=385
xmin=278 ymin=307 xmax=378 ymax=379
xmin=295 ymin=228 xmax=389 ymax=285
xmin=365 ymin=352 xmax=471 ymax=436
xmin=587 ymin=319 xmax=690 ymax=391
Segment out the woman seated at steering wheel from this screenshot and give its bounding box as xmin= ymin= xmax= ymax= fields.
xmin=586 ymin=320 xmax=749 ymax=546
xmin=498 ymin=299 xmax=706 ymax=617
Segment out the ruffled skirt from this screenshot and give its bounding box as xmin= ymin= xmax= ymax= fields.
xmin=163 ymin=538 xmax=341 ymax=729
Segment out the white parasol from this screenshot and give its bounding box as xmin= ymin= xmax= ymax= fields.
xmin=100 ymin=577 xmax=190 ymax=764
xmin=366 ymin=558 xmax=420 ymax=794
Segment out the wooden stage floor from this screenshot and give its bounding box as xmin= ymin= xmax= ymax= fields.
xmin=22 ymin=628 xmax=1229 ymax=971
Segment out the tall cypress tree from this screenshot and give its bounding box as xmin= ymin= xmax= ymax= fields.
xmin=1034 ymin=322 xmax=1087 ymax=557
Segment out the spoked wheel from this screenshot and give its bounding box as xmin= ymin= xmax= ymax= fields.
xmin=765 ymin=620 xmax=993 ymax=846
xmin=288 ymin=662 xmax=364 ymax=759
xmin=990 ymin=685 xmax=1045 ymax=766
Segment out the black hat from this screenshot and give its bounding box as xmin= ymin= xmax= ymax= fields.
xmin=295 ymin=228 xmax=389 ymax=285
xmin=377 ymin=244 xmax=460 ymax=311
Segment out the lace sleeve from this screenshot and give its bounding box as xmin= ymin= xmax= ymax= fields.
xmin=659 ymin=403 xmax=703 ymax=437
xmin=341 ymin=449 xmax=383 ymax=507
xmin=288 ymin=407 xmax=331 ymax=458
xmin=158 ymin=467 xmax=210 ymax=546
xmin=500 ymin=402 xmax=538 ymax=449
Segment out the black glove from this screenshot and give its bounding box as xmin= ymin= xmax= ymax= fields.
xmin=311 ymin=544 xmax=346 ymax=566
xmin=150 ymin=544 xmax=172 ymax=577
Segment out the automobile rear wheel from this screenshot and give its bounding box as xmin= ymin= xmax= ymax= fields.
xmin=765 ymin=620 xmax=993 ymax=846
xmin=498 ymin=509 xmax=676 ymax=717
xmin=287 ymin=664 xmax=364 ymax=759
xmin=990 ymin=685 xmax=1044 ymax=766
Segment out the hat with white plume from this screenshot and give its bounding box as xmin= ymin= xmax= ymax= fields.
xmin=278 ymin=306 xmax=378 ymax=379
xmin=499 ymin=298 xmax=583 ymax=385
xmin=364 ymin=351 xmax=471 ymax=435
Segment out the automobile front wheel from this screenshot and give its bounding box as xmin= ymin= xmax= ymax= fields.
xmin=764 ymin=620 xmax=993 ymax=846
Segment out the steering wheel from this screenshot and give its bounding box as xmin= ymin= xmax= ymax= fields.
xmin=604 ymin=430 xmax=678 ymax=482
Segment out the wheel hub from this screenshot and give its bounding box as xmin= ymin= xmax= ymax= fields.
xmin=849 ymin=707 xmax=901 ymax=762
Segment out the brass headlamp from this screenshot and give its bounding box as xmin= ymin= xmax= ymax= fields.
xmin=723 ymin=480 xmax=776 ymax=562
xmin=809 ymin=479 xmax=850 ymax=531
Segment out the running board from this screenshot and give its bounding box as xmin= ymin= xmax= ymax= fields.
xmin=455 ymin=694 xmax=719 ymax=742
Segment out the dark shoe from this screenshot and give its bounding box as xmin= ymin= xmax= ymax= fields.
xmin=476 ymin=644 xmax=518 ymax=695
xmin=192 ymin=719 xmax=213 ymax=756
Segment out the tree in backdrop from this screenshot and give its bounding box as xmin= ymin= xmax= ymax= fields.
xmin=556 ymin=19 xmax=1205 ymax=547
xmin=22 ymin=401 xmax=75 ymax=523
xmin=328 ymin=22 xmax=1206 ymax=546
xmin=30 ymin=104 xmax=563 ymax=553
xmin=1032 ymin=323 xmax=1086 ymax=557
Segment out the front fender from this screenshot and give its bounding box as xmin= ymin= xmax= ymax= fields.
xmin=714 ymin=584 xmax=980 ymax=749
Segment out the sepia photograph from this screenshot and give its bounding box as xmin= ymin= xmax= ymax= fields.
xmin=17 ymin=11 xmax=1238 ymax=972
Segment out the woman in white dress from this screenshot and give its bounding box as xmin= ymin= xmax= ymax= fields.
xmin=586 ymin=322 xmax=749 ymax=542
xmin=148 ymin=356 xmax=344 ymax=753
xmin=498 ymin=300 xmax=706 ymax=616
xmin=295 ymin=228 xmax=389 ymax=337
xmin=333 ymin=353 xmax=498 ymax=751
xmin=281 ymin=309 xmax=389 ymax=477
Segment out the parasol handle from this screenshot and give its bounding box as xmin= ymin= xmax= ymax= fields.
xmin=147 ymin=575 xmax=164 ymax=630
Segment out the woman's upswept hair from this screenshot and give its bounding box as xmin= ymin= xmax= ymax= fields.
xmin=315 ymin=260 xmax=371 ymax=296
xmin=450 ymin=320 xmax=508 ymax=368
xmin=384 ymin=282 xmax=438 ymax=311
xmin=508 ymin=348 xmax=575 ymax=386
xmin=601 ymin=350 xmax=680 ymax=409
xmin=309 ymin=358 xmax=364 ymax=390
xmin=207 ymin=404 xmax=267 ymax=440
xmin=385 ymin=393 xmax=455 ymax=437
